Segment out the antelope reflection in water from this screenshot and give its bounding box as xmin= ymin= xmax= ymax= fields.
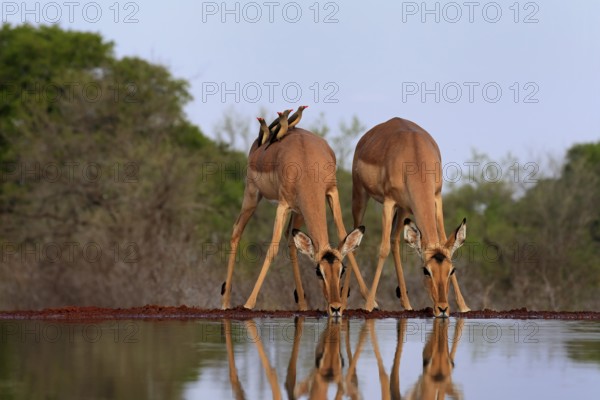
xmin=222 ymin=318 xmax=463 ymax=400
xmin=223 ymin=318 xmax=362 ymax=400
xmin=223 ymin=319 xmax=282 ymax=400
xmin=406 ymin=318 xmax=465 ymax=400
xmin=293 ymin=318 xmax=350 ymax=399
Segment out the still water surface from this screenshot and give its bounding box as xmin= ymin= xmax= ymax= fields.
xmin=0 ymin=318 xmax=598 ymax=399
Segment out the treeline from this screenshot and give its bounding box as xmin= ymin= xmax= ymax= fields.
xmin=0 ymin=24 xmax=244 ymax=308
xmin=0 ymin=24 xmax=598 ymax=311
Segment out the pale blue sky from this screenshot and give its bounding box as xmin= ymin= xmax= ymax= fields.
xmin=5 ymin=0 xmax=599 ymax=168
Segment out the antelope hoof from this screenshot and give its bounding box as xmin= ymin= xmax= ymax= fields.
xmin=221 ymin=301 xmax=231 ymax=310
xmin=364 ymin=300 xmax=376 ymax=312
xmin=401 ymin=298 xmax=413 ymax=310
xmin=294 ymin=289 xmax=308 ymax=310
xmin=458 ymin=306 xmax=471 ymax=313
xmin=243 ymin=301 xmax=255 ymax=310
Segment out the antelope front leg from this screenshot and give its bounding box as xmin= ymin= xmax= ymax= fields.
xmin=391 ymin=209 xmax=413 ymax=310
xmin=365 ymin=200 xmax=395 ymax=311
xmin=434 ymin=192 xmax=448 ymax=242
xmin=327 ymin=190 xmax=373 ymax=308
xmin=341 ymin=263 xmax=353 ymax=311
xmin=451 ymin=275 xmax=471 ymax=312
xmin=434 ymin=192 xmax=470 ymax=312
xmin=222 ymin=187 xmax=260 ymax=309
xmin=244 ymin=204 xmax=290 ymax=310
xmin=287 ymin=213 xmax=308 ymax=311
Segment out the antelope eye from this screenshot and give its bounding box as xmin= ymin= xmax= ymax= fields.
xmin=450 ymin=268 xmax=456 ymax=276
xmin=423 ymin=268 xmax=431 ymax=277
xmin=316 ymin=267 xmax=323 ymax=279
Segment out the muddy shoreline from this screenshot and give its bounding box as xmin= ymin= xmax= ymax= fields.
xmin=0 ymin=305 xmax=599 ymax=321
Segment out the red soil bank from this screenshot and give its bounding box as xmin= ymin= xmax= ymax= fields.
xmin=0 ymin=305 xmax=599 ymax=321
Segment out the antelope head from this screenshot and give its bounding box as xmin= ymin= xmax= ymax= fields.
xmin=293 ymin=226 xmax=365 ymax=317
xmin=404 ymin=218 xmax=467 ymax=318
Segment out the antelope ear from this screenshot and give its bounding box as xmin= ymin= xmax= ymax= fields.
xmin=339 ymin=226 xmax=365 ymax=257
xmin=446 ymin=218 xmax=467 ymax=257
xmin=292 ymin=229 xmax=315 ymax=260
xmin=403 ymin=218 xmax=423 ymax=257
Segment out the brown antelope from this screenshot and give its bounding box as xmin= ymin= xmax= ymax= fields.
xmin=351 ymin=117 xmax=470 ymax=317
xmin=221 ymin=124 xmax=372 ymax=317
xmin=406 ymin=318 xmax=464 ymax=400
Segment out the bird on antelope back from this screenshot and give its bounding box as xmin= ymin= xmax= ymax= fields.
xmin=256 ymin=117 xmax=270 ymax=146
xmin=287 ymin=105 xmax=308 ymax=130
xmin=265 ymin=109 xmax=293 ymax=149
